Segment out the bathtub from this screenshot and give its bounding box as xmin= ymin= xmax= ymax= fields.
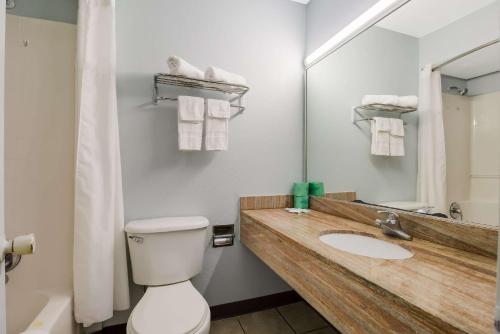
xmin=458 ymin=200 xmax=499 ymax=227
xmin=20 ymin=291 xmax=75 ymax=334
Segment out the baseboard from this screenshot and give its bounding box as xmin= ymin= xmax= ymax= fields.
xmin=96 ymin=290 xmax=302 ymax=333
xmin=210 ymin=290 xmax=302 ymax=320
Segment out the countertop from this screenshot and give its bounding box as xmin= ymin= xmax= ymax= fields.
xmin=241 ymin=208 xmax=496 ymax=334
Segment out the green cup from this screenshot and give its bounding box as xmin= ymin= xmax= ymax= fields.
xmin=294 ymin=195 xmax=309 ymax=209
xmin=293 ymin=182 xmax=309 ymax=196
xmin=309 ymin=182 xmax=325 ymax=197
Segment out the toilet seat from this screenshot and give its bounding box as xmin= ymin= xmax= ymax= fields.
xmin=127 ymin=281 xmax=210 ymax=334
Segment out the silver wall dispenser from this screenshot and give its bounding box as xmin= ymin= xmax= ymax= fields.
xmin=212 ymin=224 xmax=235 ymax=248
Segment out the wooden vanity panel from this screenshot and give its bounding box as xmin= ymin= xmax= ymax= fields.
xmin=240 ymin=195 xmax=293 ymax=210
xmin=241 ymin=214 xmax=464 ymax=334
xmin=310 ymin=197 xmax=498 ymax=258
xmin=240 ymin=209 xmax=496 ymax=334
xmin=325 ymin=192 xmax=357 ymax=201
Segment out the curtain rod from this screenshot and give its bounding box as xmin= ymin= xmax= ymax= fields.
xmin=432 ymin=38 xmax=500 ymax=71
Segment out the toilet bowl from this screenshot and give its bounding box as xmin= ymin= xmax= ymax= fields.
xmin=125 ymin=216 xmax=211 ymax=334
xmin=127 ymin=281 xmax=210 ymax=334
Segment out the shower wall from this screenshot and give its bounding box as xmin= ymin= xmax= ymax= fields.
xmin=442 ymin=91 xmax=500 ymax=226
xmin=5 ymin=15 xmax=76 ymax=333
xmin=470 ymin=92 xmax=500 ymax=205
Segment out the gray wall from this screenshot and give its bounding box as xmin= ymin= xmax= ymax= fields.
xmin=419 ymin=2 xmax=500 ymax=67
xmin=468 ymin=72 xmax=500 ymax=96
xmin=116 ymin=0 xmax=305 ymax=309
xmin=306 ymin=0 xmax=378 ymax=55
xmin=307 ymin=27 xmax=419 ymax=204
xmin=6 ymin=0 xmax=77 ymax=24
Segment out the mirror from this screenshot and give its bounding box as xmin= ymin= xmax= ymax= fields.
xmin=306 ymin=0 xmax=499 ymax=227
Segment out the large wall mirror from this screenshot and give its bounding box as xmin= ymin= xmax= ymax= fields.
xmin=306 ymin=0 xmax=499 ymax=227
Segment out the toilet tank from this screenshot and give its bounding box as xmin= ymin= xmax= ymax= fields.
xmin=125 ymin=216 xmax=209 ymax=286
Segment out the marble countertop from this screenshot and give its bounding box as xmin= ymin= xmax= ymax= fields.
xmin=241 ymin=208 xmax=496 ymax=334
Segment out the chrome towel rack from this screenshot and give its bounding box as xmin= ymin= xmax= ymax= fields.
xmin=352 ymin=104 xmax=416 ymax=126
xmin=153 ymin=73 xmax=250 ymax=117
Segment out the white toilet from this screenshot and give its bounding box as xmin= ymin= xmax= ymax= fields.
xmin=125 ymin=216 xmax=211 ymax=334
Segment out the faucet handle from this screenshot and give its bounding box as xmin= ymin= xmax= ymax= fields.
xmin=377 ymin=210 xmax=399 ymax=220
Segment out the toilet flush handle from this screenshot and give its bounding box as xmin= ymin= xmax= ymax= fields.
xmin=128 ymin=235 xmax=143 ymax=244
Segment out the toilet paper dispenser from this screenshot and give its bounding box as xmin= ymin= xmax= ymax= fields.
xmin=212 ymin=224 xmax=235 ymax=248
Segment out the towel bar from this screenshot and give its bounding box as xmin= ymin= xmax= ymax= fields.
xmin=152 ymin=73 xmax=249 ymax=118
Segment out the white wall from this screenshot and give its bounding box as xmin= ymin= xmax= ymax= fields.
xmin=116 ymin=0 xmax=305 ymax=309
xmin=4 ymin=15 xmax=75 ymax=333
xmin=306 ymin=0 xmax=378 ymax=55
xmin=307 ymin=27 xmax=419 ymax=204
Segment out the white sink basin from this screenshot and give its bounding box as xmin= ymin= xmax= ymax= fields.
xmin=319 ymin=233 xmax=413 ymax=260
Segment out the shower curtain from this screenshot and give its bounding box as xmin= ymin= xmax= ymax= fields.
xmin=74 ymin=0 xmax=130 ymax=326
xmin=416 ymin=65 xmax=447 ymax=214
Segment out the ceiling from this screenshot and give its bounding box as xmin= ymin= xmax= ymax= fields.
xmin=440 ymin=42 xmax=500 ymax=80
xmin=289 ymin=0 xmax=310 ymax=4
xmin=377 ymin=0 xmax=497 ymax=38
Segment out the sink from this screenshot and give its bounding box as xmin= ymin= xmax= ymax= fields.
xmin=319 ymin=232 xmax=413 ymax=260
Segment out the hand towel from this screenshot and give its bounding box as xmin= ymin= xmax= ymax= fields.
xmin=178 ymin=96 xmax=204 ymax=151
xmin=389 ymin=118 xmax=405 ymax=156
xmin=370 ymin=117 xmax=390 ymax=156
xmin=205 ymin=99 xmax=230 ymax=151
xmin=396 ymin=95 xmax=418 ymax=108
xmin=178 ymin=96 xmax=205 ymax=122
xmin=362 ymin=95 xmax=398 ymax=106
xmin=205 ymin=66 xmax=247 ymax=86
xmin=167 ymin=55 xmax=204 ymax=80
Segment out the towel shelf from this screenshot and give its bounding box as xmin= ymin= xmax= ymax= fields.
xmin=352 ymin=103 xmax=416 ymax=125
xmin=153 ymin=73 xmax=250 ymax=117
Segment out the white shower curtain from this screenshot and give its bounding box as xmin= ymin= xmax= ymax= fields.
xmin=416 ymin=65 xmax=447 ymax=214
xmin=74 ymin=0 xmax=130 ymax=326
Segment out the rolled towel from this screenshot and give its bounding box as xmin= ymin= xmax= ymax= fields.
xmin=362 ymin=95 xmax=398 ymax=106
xmin=396 ymin=95 xmax=418 ymax=108
xmin=205 ymin=66 xmax=247 ymax=86
xmin=167 ymin=56 xmax=204 ymax=80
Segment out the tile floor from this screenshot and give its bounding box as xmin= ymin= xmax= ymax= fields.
xmin=211 ymin=301 xmax=340 ymax=334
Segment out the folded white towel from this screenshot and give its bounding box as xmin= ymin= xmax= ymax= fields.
xmin=167 ymin=56 xmax=204 ymax=80
xmin=20 ymin=330 xmax=49 ymax=334
xmin=178 ymin=96 xmax=204 ymax=151
xmin=205 ymin=66 xmax=247 ymax=86
xmin=207 ymin=98 xmax=231 ymax=119
xmin=389 ymin=118 xmax=405 ymax=156
xmin=178 ymin=96 xmax=205 ymax=122
xmin=370 ymin=117 xmax=390 ymax=156
xmin=362 ymin=95 xmax=398 ymax=106
xmin=397 ymin=95 xmax=418 ymax=108
xmin=205 ymin=99 xmax=230 ymax=151
xmin=389 ymin=117 xmax=404 ymax=137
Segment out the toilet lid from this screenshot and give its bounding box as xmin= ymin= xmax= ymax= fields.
xmin=129 ymin=281 xmax=208 ymax=334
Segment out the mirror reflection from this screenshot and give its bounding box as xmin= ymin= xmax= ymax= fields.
xmin=306 ymin=0 xmax=499 ymax=227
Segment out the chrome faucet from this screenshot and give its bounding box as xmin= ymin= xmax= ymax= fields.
xmin=375 ymin=210 xmax=412 ymax=241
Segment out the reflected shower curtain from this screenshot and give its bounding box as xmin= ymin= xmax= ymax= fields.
xmin=74 ymin=0 xmax=130 ymax=326
xmin=416 ymin=65 xmax=447 ymax=214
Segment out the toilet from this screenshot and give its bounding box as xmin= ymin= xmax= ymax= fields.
xmin=125 ymin=216 xmax=211 ymax=334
